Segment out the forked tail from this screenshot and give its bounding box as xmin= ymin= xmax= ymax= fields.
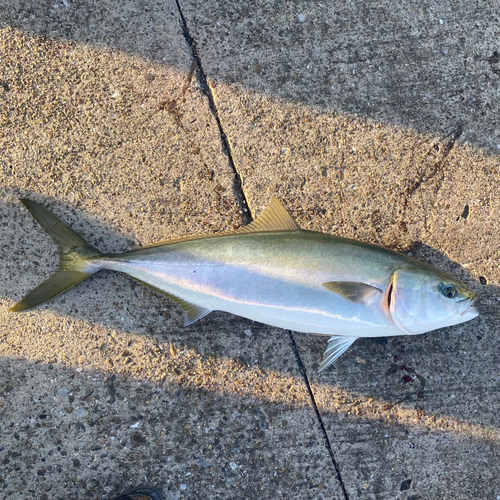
xmin=9 ymin=199 xmax=102 ymax=312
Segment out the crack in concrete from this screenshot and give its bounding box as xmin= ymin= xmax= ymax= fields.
xmin=397 ymin=124 xmax=463 ymax=236
xmin=288 ymin=331 xmax=351 ymax=500
xmin=404 ymin=124 xmax=463 ymax=207
xmin=174 ymin=3 xmax=349 ymax=496
xmin=175 ymin=0 xmax=252 ymax=224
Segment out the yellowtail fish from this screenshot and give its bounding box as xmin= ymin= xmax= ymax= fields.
xmin=10 ymin=198 xmax=478 ymax=371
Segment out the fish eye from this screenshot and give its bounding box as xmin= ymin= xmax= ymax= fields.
xmin=439 ymin=283 xmax=457 ymax=299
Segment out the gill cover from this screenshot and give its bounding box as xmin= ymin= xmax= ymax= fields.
xmin=389 ymin=270 xmax=426 ymax=334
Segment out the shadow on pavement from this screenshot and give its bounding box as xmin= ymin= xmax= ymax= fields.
xmin=1 ymin=195 xmax=497 ymax=430
xmin=1 ymin=0 xmax=499 ymax=152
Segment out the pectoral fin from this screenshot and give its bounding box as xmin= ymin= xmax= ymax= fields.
xmin=323 ymin=281 xmax=382 ymax=304
xmin=133 ymin=279 xmax=212 ymax=326
xmin=319 ymin=336 xmax=357 ymax=372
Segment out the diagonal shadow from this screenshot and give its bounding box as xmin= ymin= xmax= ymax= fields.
xmin=1 ymin=194 xmax=496 ymax=428
xmin=1 ymin=193 xmax=499 ymax=499
xmin=1 ymin=352 xmax=498 ymax=499
xmin=0 ymin=0 xmax=499 ymax=154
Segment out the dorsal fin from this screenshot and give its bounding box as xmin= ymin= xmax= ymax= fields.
xmin=120 ymin=198 xmax=300 ymax=254
xmin=235 ymin=198 xmax=300 ymax=233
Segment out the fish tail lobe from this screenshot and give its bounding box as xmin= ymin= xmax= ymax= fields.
xmin=9 ymin=199 xmax=103 ymax=312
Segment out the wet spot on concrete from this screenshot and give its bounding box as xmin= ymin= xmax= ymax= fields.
xmin=459 ymin=204 xmax=469 ymax=220
xmin=488 ymin=50 xmax=500 ymax=76
xmin=131 ymin=432 xmax=147 ymax=446
xmin=401 ymin=478 xmax=412 ymax=491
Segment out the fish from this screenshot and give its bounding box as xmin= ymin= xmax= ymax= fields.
xmin=10 ymin=198 xmax=479 ymax=371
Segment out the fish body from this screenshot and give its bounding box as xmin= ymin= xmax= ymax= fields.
xmin=10 ymin=198 xmax=479 ymax=370
xmin=100 ymin=231 xmax=403 ymax=337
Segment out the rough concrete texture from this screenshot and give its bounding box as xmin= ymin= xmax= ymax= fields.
xmin=1 ymin=1 xmax=500 ymax=500
xmin=0 ymin=2 xmax=343 ymax=500
xmin=181 ymin=1 xmax=500 ymax=499
xmin=182 ymin=0 xmax=500 ymax=153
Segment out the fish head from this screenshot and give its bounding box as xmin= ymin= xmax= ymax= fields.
xmin=388 ymin=267 xmax=478 ymax=335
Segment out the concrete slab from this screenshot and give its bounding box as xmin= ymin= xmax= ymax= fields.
xmin=0 ymin=3 xmax=345 ymax=499
xmin=0 ymin=334 xmax=342 ymax=500
xmin=179 ymin=2 xmax=500 ymax=499
xmin=2 ymin=0 xmax=500 ymax=499
xmin=179 ymin=0 xmax=500 ymax=153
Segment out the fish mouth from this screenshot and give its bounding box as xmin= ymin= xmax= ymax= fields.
xmin=457 ymin=296 xmax=478 ymax=316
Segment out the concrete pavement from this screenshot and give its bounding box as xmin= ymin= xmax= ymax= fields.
xmin=1 ymin=1 xmax=499 ymax=499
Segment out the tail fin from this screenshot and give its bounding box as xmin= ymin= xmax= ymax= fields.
xmin=9 ymin=199 xmax=102 ymax=312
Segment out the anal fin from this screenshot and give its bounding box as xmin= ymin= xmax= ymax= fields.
xmin=179 ymin=302 xmax=212 ymax=326
xmin=133 ymin=278 xmax=212 ymax=326
xmin=319 ymin=336 xmax=357 ymax=372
